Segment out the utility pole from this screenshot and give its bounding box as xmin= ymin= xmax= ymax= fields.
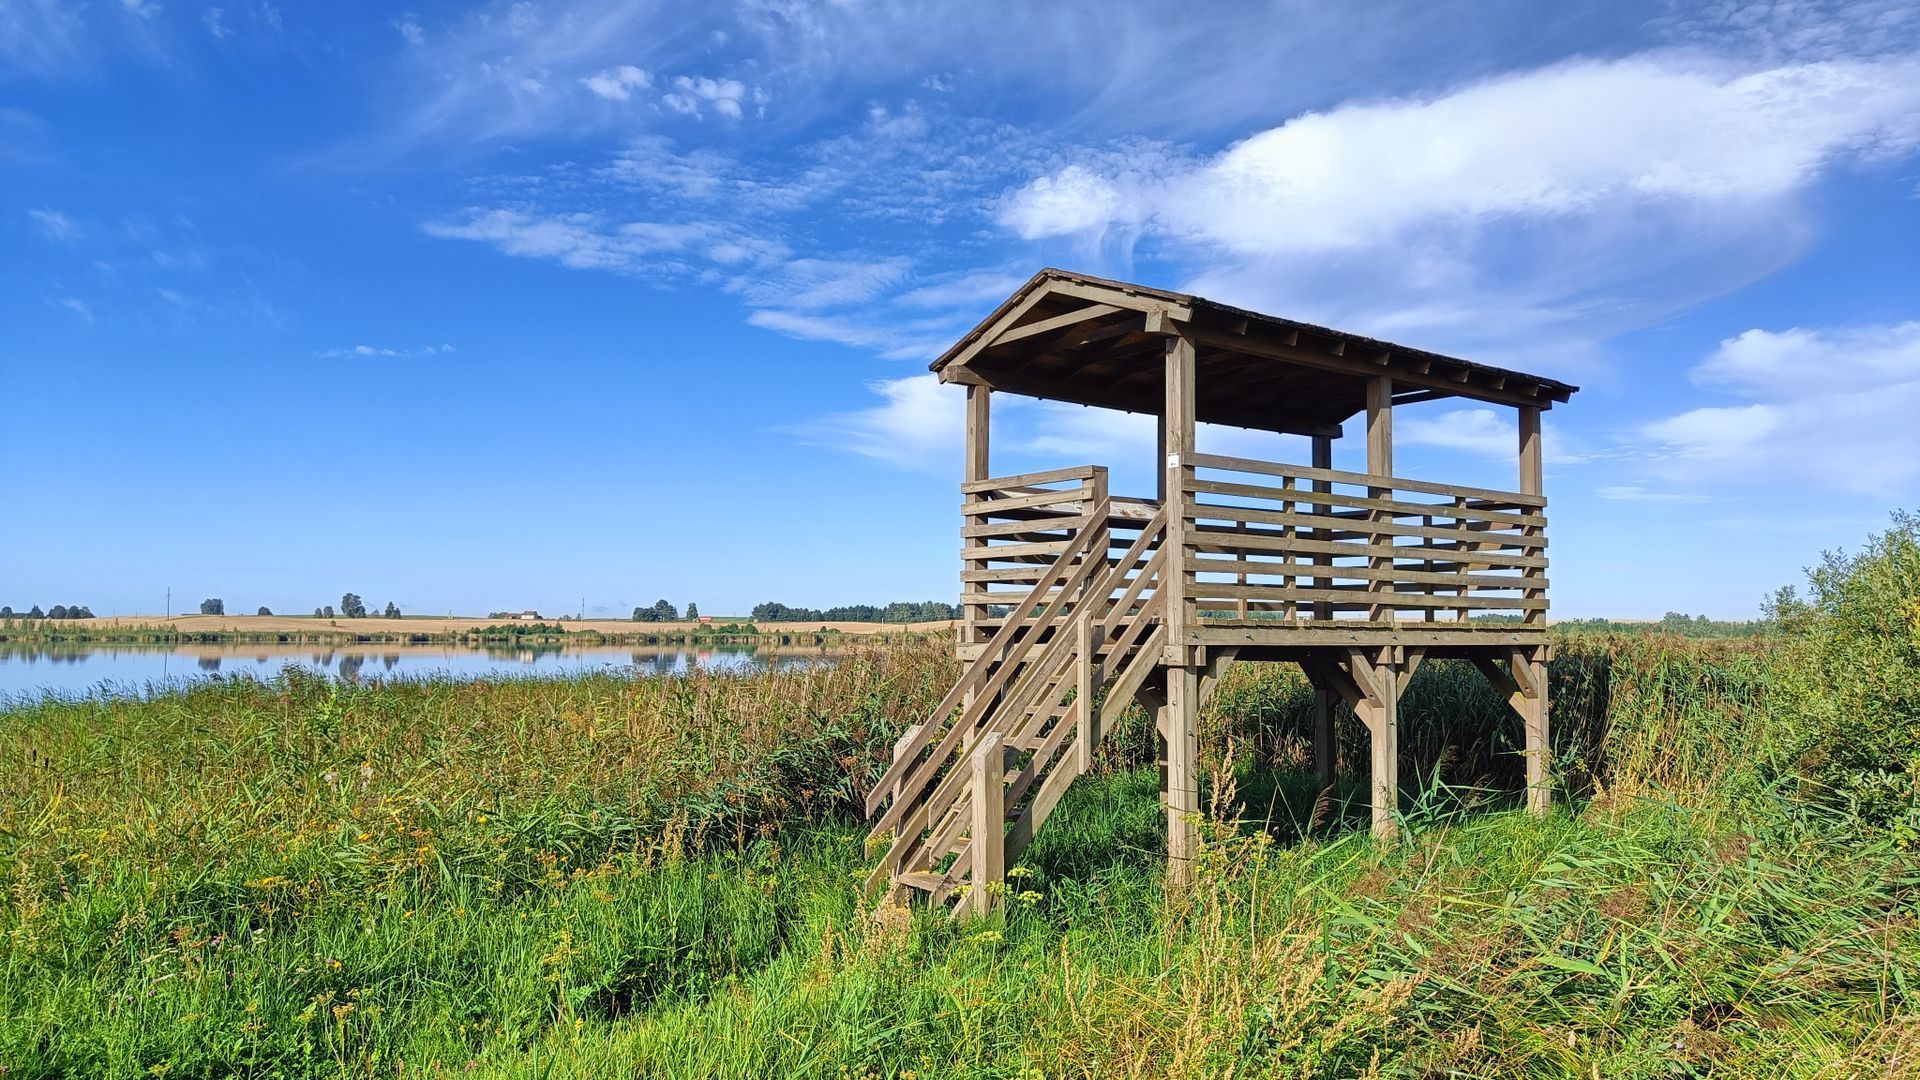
xmin=166 ymin=586 xmax=171 ymax=619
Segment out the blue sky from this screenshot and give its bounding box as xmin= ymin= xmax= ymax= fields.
xmin=4 ymin=0 xmax=1918 ymax=620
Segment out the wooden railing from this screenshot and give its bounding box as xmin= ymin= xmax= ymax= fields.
xmin=1177 ymin=451 xmax=1547 ymax=628
xmin=960 ymin=466 xmax=1106 ymax=647
xmin=960 ymin=467 xmax=1160 ymax=649
xmin=873 ymin=500 xmax=1170 ymax=910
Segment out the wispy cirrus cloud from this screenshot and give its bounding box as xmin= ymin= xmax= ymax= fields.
xmin=314 ymin=343 xmax=455 ymax=359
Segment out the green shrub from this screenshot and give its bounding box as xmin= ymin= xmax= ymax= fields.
xmin=1765 ymin=511 xmax=1920 ymax=839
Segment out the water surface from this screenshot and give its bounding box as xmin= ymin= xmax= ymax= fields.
xmin=0 ymin=642 xmax=826 ymax=702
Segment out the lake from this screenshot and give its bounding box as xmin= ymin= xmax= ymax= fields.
xmin=0 ymin=642 xmax=830 ymax=702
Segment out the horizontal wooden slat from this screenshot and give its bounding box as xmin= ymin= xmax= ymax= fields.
xmin=960 ymin=465 xmax=1100 ymax=494
xmin=1185 ymin=583 xmax=1547 ymax=611
xmin=1188 ymin=509 xmax=1546 ymax=549
xmin=1189 ymin=479 xmax=1544 ymax=528
xmin=1186 ymin=451 xmax=1546 ymax=508
xmin=965 ymin=487 xmax=1096 ymax=515
xmin=961 ymin=513 xmax=1089 ymax=539
xmin=1185 ymin=529 xmax=1548 ymax=570
xmin=1187 ymin=556 xmax=1542 ymax=590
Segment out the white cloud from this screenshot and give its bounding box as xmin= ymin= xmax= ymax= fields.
xmin=420 ymin=209 xmax=725 ymax=272
xmin=662 ymin=74 xmax=764 ymax=120
xmin=203 ymin=7 xmax=228 ymax=39
xmin=1596 ymin=485 xmax=1711 ymax=504
xmin=744 ymin=309 xmax=952 ymax=362
xmin=581 ymin=64 xmax=650 ymax=101
xmin=893 ymin=270 xmax=1029 ymax=310
xmin=996 ymin=52 xmax=1920 ymax=362
xmin=26 ymin=208 xmax=76 ymax=242
xmin=315 ymin=344 xmax=455 ymax=359
xmin=1640 ymin=322 xmax=1920 ymax=497
xmin=865 ymin=102 xmax=927 ymax=139
xmin=732 ymin=256 xmax=911 ymax=310
xmin=1397 ymin=408 xmax=1515 ymax=458
xmin=1693 ymin=322 xmax=1920 ymax=395
xmin=395 ymin=13 xmax=425 ymax=46
xmin=50 ymin=296 xmax=92 ymax=321
xmin=1000 ymin=164 xmax=1132 ymax=241
xmin=121 ymin=0 xmax=159 ymax=19
xmin=787 ymin=374 xmax=963 ymax=466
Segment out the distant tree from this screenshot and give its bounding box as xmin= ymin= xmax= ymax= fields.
xmin=340 ymin=593 xmax=367 ymax=619
xmin=632 ymin=605 xmax=652 ymax=622
xmin=313 ymin=607 xmax=324 ymax=618
xmin=323 ymin=605 xmax=336 ymax=619
xmin=200 ymin=598 xmax=225 ymax=615
xmin=49 ymin=605 xmax=69 ymax=619
xmin=383 ymin=601 xmax=401 ymax=619
xmin=0 ymin=606 xmax=12 ymax=618
xmin=27 ymin=605 xmax=44 ymax=619
xmin=652 ymin=599 xmax=678 ymax=621
xmin=72 ymin=605 xmax=94 ymax=619
xmin=257 ymin=606 xmax=272 ymax=616
xmin=686 ymin=602 xmax=699 ymax=620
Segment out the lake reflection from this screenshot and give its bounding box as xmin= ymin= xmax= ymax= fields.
xmin=0 ymin=642 xmax=828 ymax=702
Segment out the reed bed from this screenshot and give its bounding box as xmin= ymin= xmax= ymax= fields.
xmin=2 ymin=613 xmax=1915 ymax=1076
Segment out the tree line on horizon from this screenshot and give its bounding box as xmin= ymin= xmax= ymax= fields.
xmin=749 ymin=600 xmax=961 ymax=623
xmin=0 ymin=605 xmax=96 ymax=620
xmin=186 ymin=593 xmax=403 ymax=620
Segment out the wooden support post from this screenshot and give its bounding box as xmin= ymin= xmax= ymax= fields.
xmin=1074 ymin=613 xmax=1096 ymax=774
xmin=965 ymin=384 xmax=991 ymax=483
xmin=1518 ymin=405 xmax=1545 ymax=630
xmin=1369 ymin=653 xmax=1399 ymax=841
xmin=1311 ymin=435 xmax=1333 ymax=624
xmin=1165 ymin=334 xmax=1196 ymax=634
xmin=1346 ymin=648 xmax=1400 ymax=841
xmin=1517 ymin=406 xmax=1550 ymax=813
xmin=1525 ymin=651 xmax=1550 ymax=815
xmin=961 ymin=385 xmax=992 ymax=649
xmin=1312 ymin=668 xmax=1335 ymax=788
xmin=1365 ymin=376 xmax=1393 ymax=624
xmin=1472 ymin=648 xmax=1552 ymax=816
xmin=890 ymin=723 xmax=922 ymax=808
xmin=1163 ymin=661 xmax=1200 ymax=885
xmin=969 ymin=731 xmax=1005 ymax=915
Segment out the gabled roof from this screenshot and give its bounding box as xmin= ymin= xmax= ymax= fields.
xmin=931 ymin=269 xmax=1578 ymax=437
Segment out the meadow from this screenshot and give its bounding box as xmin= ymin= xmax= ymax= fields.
xmin=3 ymin=517 xmax=1917 ymax=1077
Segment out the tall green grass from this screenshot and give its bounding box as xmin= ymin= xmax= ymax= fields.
xmin=5 ymin=512 xmax=1920 ymax=1077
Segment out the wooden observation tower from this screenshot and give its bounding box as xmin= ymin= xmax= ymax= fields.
xmin=865 ymin=269 xmax=1579 ymax=913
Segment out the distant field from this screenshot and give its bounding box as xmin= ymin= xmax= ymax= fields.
xmin=81 ymin=614 xmax=960 ymax=635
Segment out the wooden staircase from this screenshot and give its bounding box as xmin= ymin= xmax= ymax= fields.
xmin=864 ymin=499 xmax=1170 ymax=913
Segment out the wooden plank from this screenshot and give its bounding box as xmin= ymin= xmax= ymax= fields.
xmin=1183 ymin=583 xmax=1547 ymax=610
xmin=960 ymin=515 xmax=1089 ymax=540
xmin=993 ymin=303 xmax=1128 ymax=347
xmin=1189 ymin=478 xmax=1544 ymax=527
xmin=1183 ymin=529 xmax=1548 ymax=569
xmin=1188 ymin=506 xmax=1547 ymax=548
xmin=1164 ymin=662 xmax=1199 ymax=886
xmin=1165 ymin=333 xmax=1196 ymax=636
xmin=966 ymin=485 xmax=1098 ymax=515
xmin=969 ymin=732 xmax=1005 ymax=916
xmin=1190 ymin=625 xmax=1547 ymax=648
xmin=1185 ymin=450 xmax=1547 ymax=509
xmin=1186 ymin=556 xmax=1543 ymax=591
xmin=960 ymin=464 xmax=1100 ymax=494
